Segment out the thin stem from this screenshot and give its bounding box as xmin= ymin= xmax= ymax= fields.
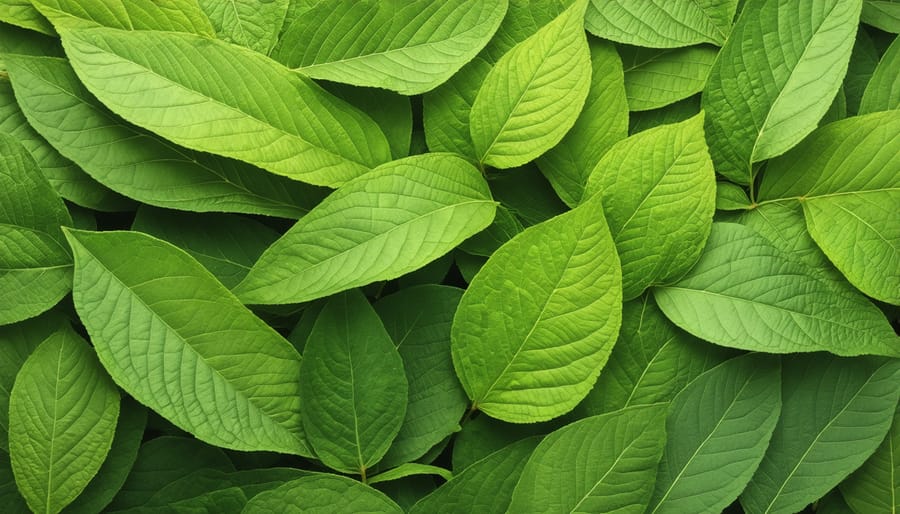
xmin=360 ymin=465 xmax=368 ymax=484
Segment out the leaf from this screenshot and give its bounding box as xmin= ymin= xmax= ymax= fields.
xmin=0 ymin=133 xmax=73 ymax=326
xmin=451 ymin=191 xmax=622 ymax=423
xmin=840 ymin=401 xmax=900 ymax=514
xmin=374 ymin=286 xmax=468 ymax=468
xmin=716 ymin=182 xmax=752 ymax=211
xmin=488 ymin=165 xmax=567 ymax=226
xmin=818 ymin=490 xmax=857 ymax=514
xmin=9 ymin=327 xmax=120 ymax=514
xmin=198 ymin=0 xmax=287 ymax=54
xmin=584 ymin=113 xmax=715 ymax=300
xmin=862 ymin=0 xmax=900 ymax=32
xmin=0 ymin=1 xmax=53 ymax=34
xmin=654 ymin=222 xmax=899 ymax=356
xmin=59 ymin=26 xmax=391 ymax=187
xmin=299 ymin=290 xmax=407 ymax=476
xmin=647 ymin=353 xmax=782 ymax=514
xmin=0 ymin=452 xmax=29 ymax=514
xmin=4 ymin=54 xmax=324 ymax=219
xmin=510 ymin=405 xmax=667 ymax=513
xmin=33 ymin=0 xmax=215 ymax=34
xmin=272 ymin=0 xmax=506 ymax=95
xmin=620 ymin=44 xmax=718 ymax=111
xmin=368 ymin=464 xmax=453 ymax=485
xmin=64 ymin=228 xmax=309 ymax=455
xmin=422 ymin=57 xmax=492 ymax=157
xmin=458 ymin=205 xmax=523 ymax=258
xmin=536 ymin=38 xmax=629 ymax=207
xmin=584 ymin=0 xmax=738 ymax=47
xmin=844 ymin=29 xmax=881 ymax=114
xmin=859 ymin=35 xmax=900 ymax=113
xmin=327 ymin=83 xmax=413 ymax=159
xmin=629 ymin=95 xmax=701 ymax=134
xmin=740 ymin=355 xmax=900 ymax=514
xmin=235 ymin=154 xmax=496 ymax=304
xmin=702 ymin=0 xmax=862 ymax=184
xmin=243 ymin=474 xmax=403 ymax=514
xmin=758 ymin=111 xmax=900 ymax=305
xmin=470 ymin=0 xmax=591 ymax=168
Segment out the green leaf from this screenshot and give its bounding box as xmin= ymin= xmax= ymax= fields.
xmin=584 ymin=113 xmax=716 ymax=300
xmin=272 ymin=0 xmax=506 ymax=95
xmin=758 ymin=111 xmax=900 ymax=305
xmin=629 ymin=95 xmax=701 ymax=134
xmin=368 ymin=464 xmax=453 ymax=485
xmin=536 ymin=38 xmax=629 ymax=207
xmin=0 ymin=452 xmax=29 ymax=514
xmin=9 ymin=327 xmax=120 ymax=514
xmin=4 ymin=54 xmax=323 ymax=219
xmin=585 ymin=0 xmax=738 ymax=47
xmin=840 ymin=401 xmax=900 ymax=514
xmin=422 ymin=57 xmax=492 ymax=158
xmin=621 ymin=45 xmax=718 ymax=111
xmin=859 ymin=35 xmax=900 ymax=113
xmin=33 ymin=0 xmax=215 ymax=34
xmin=702 ymin=0 xmax=862 ymax=184
xmin=327 ymin=83 xmax=413 ymax=159
xmin=647 ymin=353 xmax=782 ymax=514
xmin=741 ymin=355 xmax=900 ymax=514
xmin=470 ymin=0 xmax=591 ymax=168
xmin=243 ymin=474 xmax=403 ymax=514
xmin=716 ymin=182 xmax=752 ymax=211
xmin=198 ymin=0 xmax=287 ymax=54
xmin=235 ymin=154 xmax=496 ymax=304
xmin=458 ymin=205 xmax=523 ymax=258
xmin=818 ymin=490 xmax=857 ymax=514
xmin=64 ymin=229 xmax=308 ymax=455
xmin=374 ymin=286 xmax=468 ymax=468
xmin=488 ymin=165 xmax=567 ymax=226
xmin=0 ymin=133 xmax=73 ymax=326
xmin=300 ymin=290 xmax=407 ymax=476
xmin=862 ymin=0 xmax=900 ymax=32
xmin=451 ymin=191 xmax=622 ymax=423
xmin=654 ymin=222 xmax=899 ymax=356
xmin=59 ymin=26 xmax=391 ymax=187
xmin=844 ymin=29 xmax=881 ymax=115
xmin=0 ymin=1 xmax=53 ymax=34
xmin=510 ymin=405 xmax=667 ymax=513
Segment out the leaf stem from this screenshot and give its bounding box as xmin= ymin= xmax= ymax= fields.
xmin=360 ymin=465 xmax=368 ymax=484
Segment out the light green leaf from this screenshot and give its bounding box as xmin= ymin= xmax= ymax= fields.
xmin=585 ymin=0 xmax=738 ymax=47
xmin=0 ymin=133 xmax=73 ymax=326
xmin=458 ymin=205 xmax=523 ymax=258
xmin=510 ymin=405 xmax=667 ymax=513
xmin=235 ymin=154 xmax=496 ymax=304
xmin=4 ymin=54 xmax=323 ymax=219
xmin=716 ymin=182 xmax=752 ymax=211
xmin=0 ymin=1 xmax=53 ymax=34
xmin=759 ymin=111 xmax=900 ymax=305
xmin=272 ymin=0 xmax=506 ymax=95
xmin=859 ymin=35 xmax=900 ymax=113
xmin=621 ymin=44 xmax=718 ymax=111
xmin=374 ymin=286 xmax=468 ymax=469
xmin=654 ymin=222 xmax=899 ymax=356
xmin=368 ymin=464 xmax=453 ymax=485
xmin=702 ymin=0 xmax=862 ymax=184
xmin=741 ymin=355 xmax=900 ymax=514
xmin=9 ymin=328 xmax=120 ymax=514
xmin=64 ymin=229 xmax=309 ymax=455
xmin=862 ymin=0 xmax=900 ymax=32
xmin=327 ymin=83 xmax=413 ymax=159
xmin=299 ymin=290 xmax=407 ymax=476
xmin=451 ymin=191 xmax=622 ymax=423
xmin=584 ymin=113 xmax=716 ymax=301
xmin=629 ymin=95 xmax=701 ymax=134
xmin=470 ymin=0 xmax=591 ymax=168
xmin=422 ymin=57 xmax=492 ymax=157
xmin=60 ymin=26 xmax=391 ymax=187
xmin=648 ymin=353 xmax=782 ymax=514
xmin=840 ymin=401 xmax=900 ymax=514
xmin=198 ymin=0 xmax=287 ymax=54
xmin=33 ymin=0 xmax=215 ymax=34
xmin=243 ymin=474 xmax=403 ymax=514
xmin=536 ymin=38 xmax=628 ymax=207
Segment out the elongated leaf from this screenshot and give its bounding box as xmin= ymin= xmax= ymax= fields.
xmin=859 ymin=35 xmax=900 ymax=113
xmin=702 ymin=0 xmax=862 ymax=184
xmin=198 ymin=0 xmax=287 ymax=54
xmin=0 ymin=1 xmax=53 ymax=34
xmin=300 ymin=290 xmax=407 ymax=476
xmin=584 ymin=114 xmax=715 ymax=300
xmin=0 ymin=133 xmax=73 ymax=326
xmin=629 ymin=95 xmax=701 ymax=134
xmin=862 ymin=0 xmax=900 ymax=32
xmin=648 ymin=353 xmax=781 ymax=514
xmin=60 ymin=26 xmax=391 ymax=187
xmin=741 ymin=355 xmax=900 ymax=514
xmin=840 ymin=401 xmax=900 ymax=514
xmin=64 ymin=229 xmax=308 ymax=455
xmin=510 ymin=405 xmax=667 ymax=513
xmin=451 ymin=191 xmax=622 ymax=423
xmin=9 ymin=328 xmax=119 ymax=514
xmin=235 ymin=154 xmax=496 ymax=304
xmin=759 ymin=112 xmax=900 ymax=305
xmin=33 ymin=0 xmax=215 ymax=33
xmin=470 ymin=0 xmax=591 ymax=168
xmin=368 ymin=464 xmax=453 ymax=485
xmin=244 ymin=474 xmax=403 ymax=513
xmin=621 ymin=45 xmax=718 ymax=111
xmin=5 ymin=55 xmax=323 ymax=218
xmin=585 ymin=0 xmax=738 ymax=47
xmin=536 ymin=38 xmax=628 ymax=207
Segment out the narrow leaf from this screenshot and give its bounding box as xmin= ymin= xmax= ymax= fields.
xmin=198 ymin=0 xmax=287 ymax=54
xmin=859 ymin=35 xmax=900 ymax=114
xmin=368 ymin=464 xmax=453 ymax=485
xmin=244 ymin=474 xmax=403 ymax=513
xmin=585 ymin=0 xmax=738 ymax=47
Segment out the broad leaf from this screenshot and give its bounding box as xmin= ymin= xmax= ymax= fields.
xmin=741 ymin=355 xmax=900 ymax=514
xmin=509 ymin=405 xmax=667 ymax=513
xmin=585 ymin=0 xmax=738 ymax=47
xmin=272 ymin=0 xmax=507 ymax=95
xmin=647 ymin=353 xmax=782 ymax=514
xmin=840 ymin=402 xmax=900 ymax=514
xmin=244 ymin=474 xmax=403 ymax=513
xmin=654 ymin=223 xmax=899 ymax=356
xmin=451 ymin=191 xmax=622 ymax=423
xmin=620 ymin=45 xmax=718 ymax=111
xmin=33 ymin=0 xmax=215 ymax=34
xmin=299 ymin=290 xmax=408 ymax=477
xmin=9 ymin=327 xmax=120 ymax=514
xmin=584 ymin=114 xmax=716 ymax=301
xmin=859 ymin=35 xmax=900 ymax=114
xmin=60 ymin=26 xmax=391 ymax=187
xmin=0 ymin=1 xmax=53 ymax=34
xmin=702 ymin=0 xmax=862 ymax=184
xmin=64 ymin=229 xmax=308 ymax=455
xmin=862 ymin=0 xmax=900 ymax=32
xmin=235 ymin=154 xmax=496 ymax=304
xmin=198 ymin=0 xmax=287 ymax=54
xmin=470 ymin=0 xmax=591 ymax=168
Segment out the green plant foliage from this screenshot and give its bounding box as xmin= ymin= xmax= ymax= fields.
xmin=585 ymin=0 xmax=738 ymax=48
xmin=839 ymin=401 xmax=900 ymax=514
xmin=244 ymin=474 xmax=403 ymax=513
xmin=197 ymin=0 xmax=287 ymax=54
xmin=620 ymin=44 xmax=718 ymax=111
xmin=33 ymin=0 xmax=215 ymax=33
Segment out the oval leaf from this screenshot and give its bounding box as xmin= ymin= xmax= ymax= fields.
xmin=243 ymin=474 xmax=402 ymax=514
xmin=585 ymin=0 xmax=738 ymax=47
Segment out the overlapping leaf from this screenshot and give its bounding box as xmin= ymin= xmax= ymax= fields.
xmin=584 ymin=0 xmax=738 ymax=47
xmin=198 ymin=0 xmax=287 ymax=54
xmin=33 ymin=0 xmax=215 ymax=33
xmin=840 ymin=402 xmax=900 ymax=514
xmin=859 ymin=35 xmax=900 ymax=113
xmin=244 ymin=474 xmax=403 ymax=513
xmin=620 ymin=45 xmax=718 ymax=111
